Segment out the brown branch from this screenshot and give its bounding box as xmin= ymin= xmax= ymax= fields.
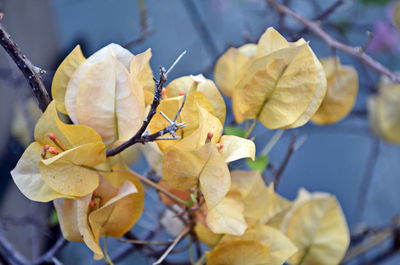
xmin=266 ymin=0 xmax=400 ymax=83
xmin=0 ymin=23 xmax=51 ymax=111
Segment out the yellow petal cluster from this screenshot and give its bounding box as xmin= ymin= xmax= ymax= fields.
xmin=368 ymin=75 xmax=400 ymax=143
xmin=215 ymin=27 xmax=327 ymax=129
xmin=54 ymin=168 xmax=143 ymax=259
xmin=11 ymin=101 xmax=106 ymax=202
xmin=52 ymin=44 xmax=151 ymax=145
xmin=192 ymin=170 xmax=349 ymax=265
xmin=312 ymin=57 xmax=358 ymax=125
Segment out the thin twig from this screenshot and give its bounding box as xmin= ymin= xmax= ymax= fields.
xmin=118 ymin=238 xmax=172 ymax=246
xmin=266 ymin=0 xmax=400 ymax=83
xmin=0 ymin=23 xmax=51 ymax=111
xmin=152 ymin=227 xmax=190 ymax=265
xmin=128 ymin=169 xmax=190 ymax=207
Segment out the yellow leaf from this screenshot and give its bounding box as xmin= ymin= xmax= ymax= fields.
xmin=233 ymin=42 xmax=327 ymax=129
xmin=230 ymin=171 xmax=291 ymax=221
xmin=218 ymin=135 xmax=255 ymax=163
xmin=312 ymin=57 xmax=358 ymax=125
xmin=282 ymin=189 xmax=349 ymax=265
xmin=130 ymin=48 xmax=155 ymax=104
xmin=65 ymin=44 xmax=145 ymax=145
xmin=141 ymin=141 xmax=163 ymax=175
xmin=11 ymin=143 xmax=73 ymax=202
xmin=206 ymin=240 xmax=274 ymax=265
xmin=39 ymin=143 xmax=104 ymax=197
xmin=206 ymin=196 xmax=247 ymax=235
xmin=11 ymin=101 xmax=106 ymax=200
xmin=34 ymin=101 xmax=104 ymax=149
xmin=221 ymin=225 xmax=298 ymax=265
xmin=214 ymin=45 xmax=256 ymax=98
xmin=166 ymin=75 xmax=226 ymax=124
xmin=174 ymin=106 xmax=223 ymax=151
xmin=54 ymin=174 xmax=141 ymax=260
xmin=194 ymin=222 xmax=222 ymax=247
xmin=163 ymin=143 xmax=230 ymax=209
xmin=368 ymin=76 xmax=400 ymax=143
xmin=52 ymin=45 xmax=86 ymax=114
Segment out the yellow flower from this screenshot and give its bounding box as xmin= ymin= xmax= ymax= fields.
xmin=11 ymin=101 xmax=106 ymax=202
xmin=54 ymin=168 xmax=144 ymax=260
xmin=215 ymin=27 xmax=327 ymax=129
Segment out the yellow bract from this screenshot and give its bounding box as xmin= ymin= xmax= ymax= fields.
xmin=54 ymin=170 xmax=142 ymax=260
xmin=130 ymin=48 xmax=155 ymax=105
xmin=207 ymin=225 xmax=297 ymax=265
xmin=282 ymin=189 xmax=349 ymax=265
xmin=214 ymin=44 xmax=256 ymax=98
xmin=52 ymin=43 xmax=148 ymax=145
xmin=215 ymin=27 xmax=327 ymax=129
xmin=11 ymin=101 xmax=106 ymax=202
xmin=163 ymin=143 xmax=230 ymax=209
xmin=52 ymin=45 xmax=86 ymax=114
xmin=166 ymin=74 xmax=226 ymax=125
xmin=229 ymin=171 xmax=291 ymax=222
xmin=312 ymin=57 xmax=358 ymax=125
xmin=206 ymin=196 xmax=247 ymax=236
xmin=368 ymin=75 xmax=400 ymax=143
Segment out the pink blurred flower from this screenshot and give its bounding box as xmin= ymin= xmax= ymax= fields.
xmin=368 ymin=20 xmax=400 ymax=54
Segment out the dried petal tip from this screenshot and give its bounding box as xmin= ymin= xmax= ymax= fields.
xmin=205 ymin=132 xmax=214 ymax=144
xmin=216 ymin=143 xmax=224 ymax=150
xmin=179 ymin=91 xmax=186 ymax=96
xmin=48 ymin=147 xmax=59 ymax=155
xmin=48 ymin=133 xmax=57 ymax=141
xmin=89 ymin=200 xmax=96 ymax=208
xmin=43 ymin=144 xmax=50 ymax=150
xmin=161 ymin=87 xmax=167 ymax=98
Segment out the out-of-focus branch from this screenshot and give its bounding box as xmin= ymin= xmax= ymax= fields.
xmin=355 ymin=139 xmax=380 ymax=223
xmin=0 ymin=231 xmax=29 ymax=265
xmin=266 ymin=0 xmax=400 ymax=83
xmin=342 ymin=216 xmax=400 ymax=264
xmin=0 ymin=23 xmax=51 ymax=111
xmin=274 ymin=133 xmax=307 ymax=189
xmin=293 ymin=0 xmax=346 ymax=39
xmin=31 ymin=237 xmax=67 ymax=265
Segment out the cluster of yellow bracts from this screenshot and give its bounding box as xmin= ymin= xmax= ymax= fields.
xmin=10 ymin=27 xmax=367 ymax=264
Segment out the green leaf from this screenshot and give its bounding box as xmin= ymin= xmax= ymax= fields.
xmin=246 ymin=155 xmax=269 ymax=172
xmin=49 ymin=209 xmax=59 ymax=225
xmin=224 ymin=126 xmax=246 ymax=138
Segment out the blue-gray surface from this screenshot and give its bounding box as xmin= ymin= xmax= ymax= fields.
xmin=50 ymin=0 xmax=400 ymax=264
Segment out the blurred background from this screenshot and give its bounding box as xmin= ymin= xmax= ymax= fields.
xmin=0 ymin=0 xmax=399 ymax=264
